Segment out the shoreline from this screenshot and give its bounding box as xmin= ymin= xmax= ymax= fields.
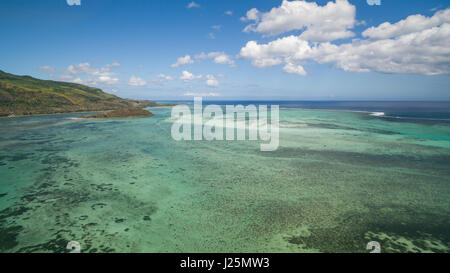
xmin=0 ymin=104 xmax=177 ymax=119
xmin=0 ymin=110 xmax=110 ymax=119
xmin=3 ymin=104 xmax=450 ymax=123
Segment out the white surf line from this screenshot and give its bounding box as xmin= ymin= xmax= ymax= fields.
xmin=370 ymin=112 xmax=385 ymax=117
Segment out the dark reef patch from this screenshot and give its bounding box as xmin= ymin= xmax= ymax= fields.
xmin=0 ymin=206 xmax=30 ymax=252
xmin=0 ymin=206 xmax=30 ymax=218
xmin=41 ymin=156 xmax=78 ymax=167
xmin=261 ymin=147 xmax=450 ymax=174
xmin=18 ymin=233 xmax=70 ymax=253
xmin=285 ymin=204 xmax=450 ymax=253
xmin=82 ymin=222 xmax=98 ymax=229
xmin=0 ymin=225 xmax=23 ymax=251
xmin=91 ymin=183 xmax=114 ymax=192
xmin=91 ymin=203 xmax=107 ymax=210
xmin=0 ymin=152 xmax=35 ymax=162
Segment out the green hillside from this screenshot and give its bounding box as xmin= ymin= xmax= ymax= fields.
xmin=0 ymin=70 xmax=150 ymax=116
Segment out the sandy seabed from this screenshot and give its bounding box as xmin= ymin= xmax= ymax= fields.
xmin=0 ymin=106 xmax=449 ymax=253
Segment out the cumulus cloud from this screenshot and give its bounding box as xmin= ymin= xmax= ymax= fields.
xmin=283 ymin=62 xmax=307 ymax=76
xmin=180 ymin=70 xmax=202 ymax=82
xmin=72 ymin=76 xmax=119 ymax=85
xmin=316 ymin=24 xmax=450 ymax=75
xmin=362 ymin=8 xmax=450 ymax=39
xmin=241 ymin=8 xmax=260 ymax=22
xmin=64 ymin=62 xmax=119 ymax=77
xmin=173 ymin=52 xmax=236 ymax=67
xmin=213 ymin=54 xmax=235 ymax=66
xmin=66 ymin=62 xmax=94 ymax=75
xmin=128 ymin=76 xmax=147 ymax=86
xmin=242 ymin=0 xmax=356 ymax=42
xmin=151 ymin=74 xmax=174 ymax=83
xmin=205 ymin=74 xmax=219 ymax=87
xmin=171 ymin=55 xmax=194 ymax=68
xmin=88 ymin=76 xmax=119 ymax=85
xmin=184 ymin=92 xmax=221 ymax=97
xmin=103 ymin=61 xmax=120 ymax=70
xmin=240 ymin=5 xmax=450 ymax=76
xmin=187 ymin=2 xmax=200 ymax=9
xmin=225 ymin=11 xmax=233 ymax=16
xmin=60 ymin=62 xmax=120 ymax=84
xmin=240 ymin=36 xmax=310 ymax=68
xmin=66 ymin=0 xmax=81 ymax=6
xmin=195 ymin=52 xmax=235 ymax=67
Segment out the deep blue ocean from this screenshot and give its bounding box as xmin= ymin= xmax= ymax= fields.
xmin=164 ymin=101 xmax=450 ymax=122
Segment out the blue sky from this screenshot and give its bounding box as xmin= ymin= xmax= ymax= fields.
xmin=0 ymin=0 xmax=449 ymax=100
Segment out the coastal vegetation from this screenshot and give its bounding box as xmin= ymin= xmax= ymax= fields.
xmin=0 ymin=70 xmax=169 ymax=117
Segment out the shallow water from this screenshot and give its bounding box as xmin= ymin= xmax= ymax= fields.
xmin=1 ymin=105 xmax=449 ymax=253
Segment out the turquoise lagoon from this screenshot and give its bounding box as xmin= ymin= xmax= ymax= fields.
xmin=0 ymin=103 xmax=449 ymax=253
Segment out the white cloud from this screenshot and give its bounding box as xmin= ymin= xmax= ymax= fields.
xmin=195 ymin=52 xmax=235 ymax=67
xmin=64 ymin=62 xmax=120 ymax=77
xmin=183 ymin=92 xmax=221 ymax=97
xmin=66 ymin=0 xmax=81 ymax=6
xmin=205 ymin=74 xmax=219 ymax=87
xmin=158 ymin=74 xmax=174 ymax=81
xmin=172 ymin=52 xmax=236 ymax=67
xmin=72 ymin=78 xmax=83 ymax=84
xmin=66 ymin=62 xmax=94 ymax=75
xmin=240 ymin=36 xmax=311 ymax=68
xmin=213 ymin=54 xmax=235 ymax=66
xmin=103 ymin=61 xmax=120 ymax=71
xmin=73 ymin=76 xmax=119 ymax=85
xmin=60 ymin=62 xmax=120 ymax=84
xmin=187 ymin=2 xmax=200 ymax=9
xmin=225 ymin=11 xmax=233 ymax=16
xmin=242 ymin=0 xmax=356 ymax=42
xmin=241 ymin=8 xmax=260 ymax=22
xmin=171 ymin=55 xmax=194 ymax=68
xmin=362 ymin=9 xmax=450 ymax=39
xmin=128 ymin=76 xmax=147 ymax=86
xmin=211 ymin=25 xmax=222 ymax=30
xmin=38 ymin=66 xmax=55 ymax=72
xmin=208 ymin=33 xmax=216 ymax=39
xmin=283 ymin=62 xmax=307 ymax=76
xmin=180 ymin=70 xmax=202 ymax=82
xmin=151 ymin=74 xmax=174 ymax=83
xmin=240 ymin=6 xmax=450 ymax=76
xmin=315 ymin=24 xmax=450 ymax=75
xmin=96 ymin=76 xmax=119 ymax=85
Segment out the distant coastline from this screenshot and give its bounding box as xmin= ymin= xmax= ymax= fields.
xmin=0 ymin=69 xmax=176 ymax=118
